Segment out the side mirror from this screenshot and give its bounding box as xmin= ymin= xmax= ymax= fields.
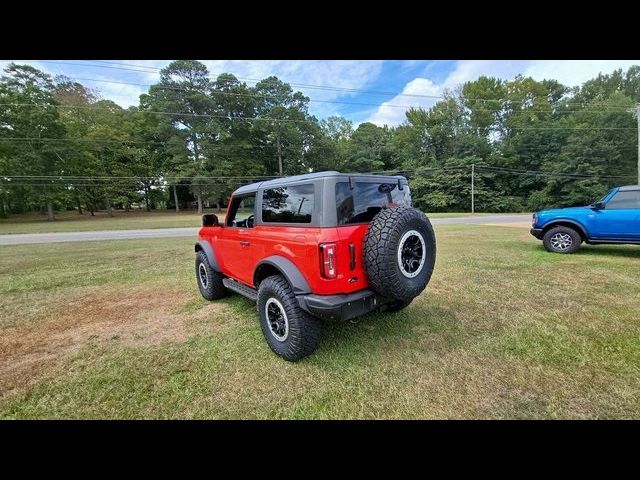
xmin=202 ymin=213 xmax=219 ymax=227
xmin=591 ymin=201 xmax=606 ymax=210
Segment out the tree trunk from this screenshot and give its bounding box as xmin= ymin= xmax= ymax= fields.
xmin=144 ymin=186 xmax=151 ymax=212
xmin=106 ymin=197 xmax=113 ymax=217
xmin=124 ymin=201 xmax=130 ymax=213
xmin=173 ymin=185 xmax=180 ymax=213
xmin=46 ymin=202 xmax=54 ymax=221
xmin=89 ymin=201 xmax=95 ymax=216
xmin=76 ymin=195 xmax=83 ymax=215
xmin=276 ymin=133 xmax=283 ymax=176
xmin=197 ymin=193 xmax=203 ymax=214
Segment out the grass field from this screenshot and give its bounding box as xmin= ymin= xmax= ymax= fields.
xmin=1 ymin=224 xmax=639 ymax=419
xmin=0 ymin=210 xmax=223 ymax=234
xmin=0 ymin=210 xmax=509 ymax=235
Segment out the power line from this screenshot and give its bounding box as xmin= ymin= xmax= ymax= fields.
xmin=3 ymin=165 xmax=634 ymax=184
xmin=58 ymin=75 xmax=635 ymax=114
xmin=1 ymin=103 xmax=637 ymax=130
xmin=0 ymin=104 xmax=321 ymax=125
xmin=42 ymin=60 xmax=637 ymax=111
xmin=40 ymin=60 xmax=444 ymax=100
xmin=43 ymin=60 xmax=632 ymax=113
xmin=475 ymin=165 xmax=635 ymax=179
xmin=90 ymin=61 xmax=636 ymax=110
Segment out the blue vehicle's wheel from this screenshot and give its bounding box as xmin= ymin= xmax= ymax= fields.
xmin=543 ymin=226 xmax=582 ymax=254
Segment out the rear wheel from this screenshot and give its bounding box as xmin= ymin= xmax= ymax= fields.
xmin=257 ymin=275 xmax=321 ymax=361
xmin=542 ymin=226 xmax=582 ymax=254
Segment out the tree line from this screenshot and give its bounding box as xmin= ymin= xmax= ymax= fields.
xmin=1 ymin=60 xmax=638 ymax=220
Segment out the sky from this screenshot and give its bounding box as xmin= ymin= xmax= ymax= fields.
xmin=2 ymin=60 xmax=639 ymax=127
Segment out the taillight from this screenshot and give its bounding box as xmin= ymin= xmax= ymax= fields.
xmin=320 ymin=243 xmax=337 ymax=279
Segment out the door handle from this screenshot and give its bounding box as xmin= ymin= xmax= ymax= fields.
xmin=240 ymin=240 xmax=250 ymax=246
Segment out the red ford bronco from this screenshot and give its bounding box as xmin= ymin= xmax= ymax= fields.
xmin=195 ymin=171 xmax=436 ymax=361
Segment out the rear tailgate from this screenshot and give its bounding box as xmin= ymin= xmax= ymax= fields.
xmin=334 ymin=224 xmax=370 ymax=294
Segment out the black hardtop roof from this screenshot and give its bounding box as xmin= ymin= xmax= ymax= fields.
xmin=233 ymin=171 xmax=407 ymax=196
xmin=617 ymin=185 xmax=640 ymax=192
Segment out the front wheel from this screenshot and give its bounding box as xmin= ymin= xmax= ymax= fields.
xmin=196 ymin=250 xmax=228 ymax=300
xmin=542 ymin=226 xmax=582 ymax=254
xmin=257 ymin=275 xmax=321 ymax=361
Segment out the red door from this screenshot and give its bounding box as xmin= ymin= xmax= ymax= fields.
xmin=216 ymin=193 xmax=257 ymax=286
xmin=217 ymin=227 xmax=255 ymax=285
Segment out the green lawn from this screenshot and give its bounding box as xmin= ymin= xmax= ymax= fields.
xmin=0 ymin=210 xmax=225 ymax=234
xmin=1 ymin=224 xmax=638 ymax=419
xmin=0 ymin=210 xmax=516 ymax=235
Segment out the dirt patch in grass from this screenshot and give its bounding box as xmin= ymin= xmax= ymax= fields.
xmin=0 ymin=286 xmax=227 ymax=398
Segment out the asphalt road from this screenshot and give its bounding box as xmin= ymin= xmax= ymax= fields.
xmin=0 ymin=214 xmax=531 ymax=246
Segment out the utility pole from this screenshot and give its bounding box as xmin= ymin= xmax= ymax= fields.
xmin=637 ymin=105 xmax=640 ymax=185
xmin=471 ymin=163 xmax=475 ymax=214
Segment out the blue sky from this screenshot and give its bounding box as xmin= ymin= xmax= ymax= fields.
xmin=2 ymin=60 xmax=639 ymax=126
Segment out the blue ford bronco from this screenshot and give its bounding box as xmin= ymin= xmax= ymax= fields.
xmin=531 ymin=185 xmax=640 ymax=253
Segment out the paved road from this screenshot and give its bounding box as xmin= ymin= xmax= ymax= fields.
xmin=0 ymin=215 xmax=531 ymax=246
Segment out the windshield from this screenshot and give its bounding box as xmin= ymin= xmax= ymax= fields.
xmin=336 ymin=181 xmax=411 ymax=225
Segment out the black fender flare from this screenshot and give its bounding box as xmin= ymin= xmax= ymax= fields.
xmin=543 ymin=219 xmax=588 ymax=239
xmin=195 ymin=240 xmax=220 ymax=271
xmin=254 ymin=255 xmax=312 ymax=295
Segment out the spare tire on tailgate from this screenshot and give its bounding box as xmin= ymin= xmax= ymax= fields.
xmin=363 ymin=206 xmax=436 ymax=302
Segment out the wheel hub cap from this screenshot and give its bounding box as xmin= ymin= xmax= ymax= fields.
xmin=265 ymin=298 xmax=289 ymax=342
xmin=550 ymin=233 xmax=573 ymax=250
xmin=398 ymin=230 xmax=427 ymax=278
xmin=198 ymin=263 xmax=209 ymax=288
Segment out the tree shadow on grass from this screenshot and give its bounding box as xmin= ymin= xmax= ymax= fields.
xmin=531 ymin=243 xmax=640 ymax=260
xmin=574 ymin=244 xmax=640 ymax=259
xmin=316 ymin=303 xmax=462 ymax=363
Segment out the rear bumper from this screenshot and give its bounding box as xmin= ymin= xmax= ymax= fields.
xmin=297 ymin=289 xmax=392 ymax=321
xmin=530 ymin=228 xmax=543 ymax=239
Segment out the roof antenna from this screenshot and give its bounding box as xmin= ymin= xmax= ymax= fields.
xmin=398 ymin=178 xmax=403 ymax=190
xmin=349 ymin=176 xmax=354 ymax=190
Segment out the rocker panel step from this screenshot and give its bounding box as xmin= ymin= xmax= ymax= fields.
xmin=223 ymin=278 xmax=258 ymax=301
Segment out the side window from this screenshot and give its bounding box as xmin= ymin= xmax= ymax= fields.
xmin=226 ymin=194 xmax=256 ymax=227
xmin=262 ymin=184 xmax=314 ymax=223
xmin=605 ymin=191 xmax=640 ymax=210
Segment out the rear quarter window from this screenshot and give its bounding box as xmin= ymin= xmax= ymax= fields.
xmin=261 ymin=184 xmax=314 ymax=223
xmin=336 ymin=181 xmax=411 ymax=225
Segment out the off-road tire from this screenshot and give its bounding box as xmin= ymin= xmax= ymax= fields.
xmin=257 ymin=275 xmax=321 ymax=362
xmin=364 ymin=206 xmax=436 ymax=302
xmin=542 ymin=225 xmax=582 ymax=254
xmin=195 ymin=250 xmax=228 ymax=300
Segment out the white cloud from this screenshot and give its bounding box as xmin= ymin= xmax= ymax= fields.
xmin=201 ymin=60 xmax=385 ymax=117
xmin=366 ymin=61 xmax=529 ymax=126
xmin=524 ymin=60 xmax=640 ymax=86
xmin=440 ymin=60 xmax=529 ymax=90
xmin=367 ymin=78 xmax=441 ymax=126
xmin=367 ymin=60 xmax=640 ymax=127
xmin=71 ymin=60 xmax=385 ymax=115
xmin=91 ymin=79 xmax=147 ymax=108
xmin=3 ymin=60 xmax=385 ymax=113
